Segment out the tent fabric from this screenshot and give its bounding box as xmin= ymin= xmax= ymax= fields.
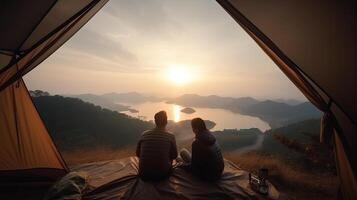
xmin=0 ymin=79 xmax=67 ymax=180
xmin=320 ymin=111 xmax=335 ymax=145
xmin=239 ymin=17 xmax=337 ymax=147
xmin=216 ymin=0 xmax=357 ymax=123
xmin=69 ymin=157 xmax=280 ymax=200
xmin=0 ymin=0 xmax=109 ymax=91
xmin=334 ymin=132 xmax=357 ymax=200
xmin=0 ymin=0 xmax=108 ymax=184
xmin=216 ymin=0 xmax=356 ymax=199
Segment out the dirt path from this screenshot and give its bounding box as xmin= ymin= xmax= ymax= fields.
xmin=234 ymin=134 xmax=264 ymax=154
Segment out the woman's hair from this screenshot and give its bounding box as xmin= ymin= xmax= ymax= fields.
xmin=191 ymin=118 xmax=207 ymax=132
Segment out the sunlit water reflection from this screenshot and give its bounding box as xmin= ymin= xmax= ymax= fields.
xmin=173 ymin=105 xmax=181 ymax=122
xmin=120 ymin=101 xmax=270 ymax=131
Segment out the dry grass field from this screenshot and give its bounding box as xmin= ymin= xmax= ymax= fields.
xmin=224 ymin=152 xmax=338 ymax=200
xmin=62 ymin=147 xmax=136 ymax=165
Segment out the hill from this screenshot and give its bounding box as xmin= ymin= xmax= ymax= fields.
xmin=260 ymin=119 xmax=335 ymax=173
xmin=214 ymin=128 xmax=262 ymax=152
xmin=33 ymin=95 xmax=153 ymax=151
xmin=168 ymin=94 xmax=321 ymax=128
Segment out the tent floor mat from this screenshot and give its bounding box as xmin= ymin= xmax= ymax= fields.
xmin=70 ymin=157 xmax=281 ymax=200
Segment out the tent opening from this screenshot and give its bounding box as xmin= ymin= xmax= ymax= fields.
xmin=1 ymin=0 xmax=355 ymax=200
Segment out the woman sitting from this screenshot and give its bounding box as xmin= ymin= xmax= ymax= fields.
xmin=180 ymin=118 xmax=224 ymax=181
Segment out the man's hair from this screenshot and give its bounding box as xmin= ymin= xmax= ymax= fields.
xmin=191 ymin=118 xmax=207 ymax=132
xmin=154 ymin=111 xmax=167 ymax=127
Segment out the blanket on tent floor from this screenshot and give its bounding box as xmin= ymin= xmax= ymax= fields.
xmin=65 ymin=157 xmax=280 ymax=200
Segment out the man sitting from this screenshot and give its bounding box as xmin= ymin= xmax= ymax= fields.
xmin=136 ymin=111 xmax=178 ymax=181
xmin=180 ymin=118 xmax=224 ymax=181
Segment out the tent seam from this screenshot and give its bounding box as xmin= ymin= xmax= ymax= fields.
xmin=0 ymin=0 xmax=99 ymax=75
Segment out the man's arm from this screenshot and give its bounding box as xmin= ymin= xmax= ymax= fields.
xmin=136 ymin=140 xmax=141 ymax=158
xmin=170 ymin=137 xmax=178 ymax=160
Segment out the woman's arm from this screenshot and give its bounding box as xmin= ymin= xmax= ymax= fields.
xmin=136 ymin=141 xmax=141 ymax=157
xmin=170 ymin=137 xmax=178 ymax=159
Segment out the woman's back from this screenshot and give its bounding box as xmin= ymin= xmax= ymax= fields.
xmin=191 ymin=131 xmax=224 ymax=181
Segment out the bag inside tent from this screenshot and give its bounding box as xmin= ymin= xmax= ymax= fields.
xmin=0 ymin=0 xmax=356 ymax=200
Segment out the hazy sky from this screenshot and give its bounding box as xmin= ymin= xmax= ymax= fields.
xmin=24 ymin=0 xmax=305 ymax=100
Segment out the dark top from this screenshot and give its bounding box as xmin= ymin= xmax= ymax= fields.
xmin=136 ymin=128 xmax=178 ymax=181
xmin=191 ymin=130 xmax=224 ymax=181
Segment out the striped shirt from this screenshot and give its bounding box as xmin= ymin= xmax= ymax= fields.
xmin=136 ymin=128 xmax=177 ymax=181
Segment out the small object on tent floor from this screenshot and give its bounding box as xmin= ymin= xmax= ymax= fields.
xmin=249 ymin=168 xmax=269 ymax=195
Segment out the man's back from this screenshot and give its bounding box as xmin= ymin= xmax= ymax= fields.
xmin=136 ymin=128 xmax=177 ymax=181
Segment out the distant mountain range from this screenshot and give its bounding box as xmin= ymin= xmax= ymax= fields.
xmin=29 ymin=90 xmax=50 ymax=97
xmin=272 ymin=98 xmax=303 ymax=105
xmin=67 ymin=93 xmax=137 ymax=113
xmin=101 ymin=92 xmax=163 ymax=103
xmin=68 ymin=92 xmax=163 ymax=113
xmin=168 ymin=94 xmax=321 ymax=128
xmin=40 ymin=90 xmax=321 ymax=129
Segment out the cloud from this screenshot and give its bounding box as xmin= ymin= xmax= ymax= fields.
xmin=67 ymin=29 xmax=136 ymax=62
xmin=103 ymin=0 xmax=181 ymax=38
xmin=51 ymin=29 xmax=158 ymax=74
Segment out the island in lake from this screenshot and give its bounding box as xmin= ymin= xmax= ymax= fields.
xmin=180 ymin=107 xmax=196 ymax=114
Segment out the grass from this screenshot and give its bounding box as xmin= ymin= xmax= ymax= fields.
xmin=62 ymin=146 xmax=135 ymax=165
xmin=224 ymin=151 xmax=338 ymax=200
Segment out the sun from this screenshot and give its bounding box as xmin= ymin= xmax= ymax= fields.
xmin=166 ymin=65 xmax=193 ymax=86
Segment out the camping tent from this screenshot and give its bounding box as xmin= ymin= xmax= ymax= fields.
xmin=0 ymin=0 xmax=109 ymax=184
xmin=0 ymin=0 xmax=356 ymax=199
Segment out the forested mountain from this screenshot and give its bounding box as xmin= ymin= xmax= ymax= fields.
xmin=33 ymin=95 xmax=153 ymax=151
xmin=214 ymin=128 xmax=262 ymax=152
xmin=213 ymin=118 xmax=334 ymax=173
xmin=261 ymin=119 xmax=335 ymax=173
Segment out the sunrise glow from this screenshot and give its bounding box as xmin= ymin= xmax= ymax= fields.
xmin=166 ymin=65 xmax=193 ymax=86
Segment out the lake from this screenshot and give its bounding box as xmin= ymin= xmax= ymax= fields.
xmin=120 ymin=101 xmax=270 ymax=131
